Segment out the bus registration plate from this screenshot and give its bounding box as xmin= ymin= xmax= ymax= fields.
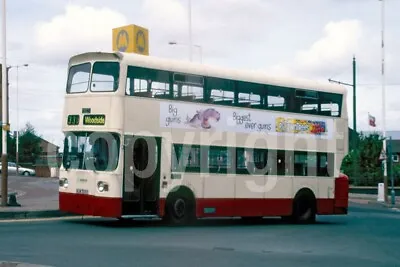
xmin=76 ymin=189 xmax=89 ymax=195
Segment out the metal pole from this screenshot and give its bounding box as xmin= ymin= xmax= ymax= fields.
xmin=1 ymin=0 xmax=8 ymax=207
xmin=15 ymin=66 xmax=19 ymax=176
xmin=389 ymin=136 xmax=395 ymax=205
xmin=188 ymin=0 xmax=193 ymax=62
xmin=380 ymin=0 xmax=388 ymax=203
xmin=352 ymin=56 xmax=357 ymax=185
xmin=327 ymin=59 xmax=357 ymax=182
xmin=353 ymin=56 xmax=356 ymax=134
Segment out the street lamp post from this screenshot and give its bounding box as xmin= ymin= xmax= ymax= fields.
xmin=168 ymin=41 xmax=203 ymax=63
xmin=8 ymin=64 xmax=29 ymax=175
xmin=328 ymin=56 xmax=357 ymax=136
xmin=1 ymin=0 xmax=8 ymax=207
xmin=380 ymin=0 xmax=388 ymax=203
xmin=328 ymin=57 xmax=357 ymax=185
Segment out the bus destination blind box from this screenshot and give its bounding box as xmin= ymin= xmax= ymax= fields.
xmin=83 ymin=114 xmax=106 ymax=125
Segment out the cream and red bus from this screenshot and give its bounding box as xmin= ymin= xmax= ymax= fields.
xmin=59 ymin=51 xmax=349 ymax=224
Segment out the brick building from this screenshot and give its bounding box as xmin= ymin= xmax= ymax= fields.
xmin=35 ymin=137 xmax=61 ymax=177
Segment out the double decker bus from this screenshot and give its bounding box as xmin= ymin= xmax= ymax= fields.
xmin=59 ymin=51 xmax=349 ymax=224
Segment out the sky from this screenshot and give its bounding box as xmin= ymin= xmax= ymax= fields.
xmin=3 ymin=0 xmax=400 ymax=148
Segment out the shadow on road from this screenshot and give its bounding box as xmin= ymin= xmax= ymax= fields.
xmin=65 ymin=216 xmax=346 ymax=229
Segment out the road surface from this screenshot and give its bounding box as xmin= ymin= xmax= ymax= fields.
xmin=0 ymin=203 xmax=399 ymax=267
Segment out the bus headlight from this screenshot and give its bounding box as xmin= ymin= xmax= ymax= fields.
xmin=97 ymin=181 xmax=109 ymax=192
xmin=59 ymin=178 xmax=69 ymax=188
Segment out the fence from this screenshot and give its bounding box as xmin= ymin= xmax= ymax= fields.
xmin=350 ymin=175 xmax=400 ymax=187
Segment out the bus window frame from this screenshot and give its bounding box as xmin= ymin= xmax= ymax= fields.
xmin=62 ymin=131 xmax=121 ymax=172
xmin=119 ymin=63 xmax=345 ymax=119
xmin=66 ymin=62 xmax=92 ymax=94
xmin=66 ymin=61 xmax=122 ymax=94
xmin=89 ymin=61 xmax=121 ymax=93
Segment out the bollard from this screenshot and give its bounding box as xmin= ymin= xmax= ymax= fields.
xmin=377 ymin=183 xmax=385 ymax=202
xmin=391 ymin=189 xmax=396 ymax=206
xmin=8 ymin=193 xmax=21 ymax=207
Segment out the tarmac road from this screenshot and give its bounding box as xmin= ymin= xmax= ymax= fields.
xmin=0 ymin=202 xmax=399 ymax=267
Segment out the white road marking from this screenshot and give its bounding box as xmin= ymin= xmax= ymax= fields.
xmin=391 ymin=207 xmax=400 ymax=212
xmin=0 ymin=261 xmax=54 ymax=266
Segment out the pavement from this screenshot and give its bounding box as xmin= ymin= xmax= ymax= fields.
xmin=349 ymin=192 xmax=400 ymax=210
xmin=0 ymin=175 xmax=71 ymax=220
xmin=1 ymin=175 xmax=399 ymax=220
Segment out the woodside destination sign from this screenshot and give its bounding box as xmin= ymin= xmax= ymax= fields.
xmin=83 ymin=114 xmax=106 ymax=125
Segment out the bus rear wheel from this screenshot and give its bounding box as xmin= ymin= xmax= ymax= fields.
xmin=164 ymin=193 xmax=195 ymax=225
xmin=291 ymin=190 xmax=316 ymax=224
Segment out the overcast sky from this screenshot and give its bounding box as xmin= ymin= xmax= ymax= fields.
xmin=4 ymin=0 xmax=400 ymax=147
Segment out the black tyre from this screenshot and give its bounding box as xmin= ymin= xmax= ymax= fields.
xmin=164 ymin=194 xmax=195 ymax=225
xmin=117 ymin=217 xmax=133 ymax=222
xmin=281 ymin=215 xmax=294 ymax=223
xmin=241 ymin=216 xmax=263 ymax=223
xmin=292 ymin=192 xmax=316 ymax=224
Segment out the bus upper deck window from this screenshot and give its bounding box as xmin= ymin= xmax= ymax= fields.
xmin=91 ymin=62 xmax=120 ymax=92
xmin=66 ymin=63 xmax=91 ymax=93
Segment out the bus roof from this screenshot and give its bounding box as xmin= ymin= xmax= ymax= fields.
xmin=69 ymin=51 xmax=347 ymax=95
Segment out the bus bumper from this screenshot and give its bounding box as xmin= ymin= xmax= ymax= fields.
xmin=334 ymin=207 xmax=348 ymax=214
xmin=333 ymin=173 xmax=349 ymax=215
xmin=59 ymin=192 xmax=122 ymax=218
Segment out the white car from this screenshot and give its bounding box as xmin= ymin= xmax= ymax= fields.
xmin=0 ymin=162 xmax=36 ymax=176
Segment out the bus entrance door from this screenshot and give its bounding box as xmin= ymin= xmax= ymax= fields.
xmin=123 ymin=135 xmax=161 ymax=216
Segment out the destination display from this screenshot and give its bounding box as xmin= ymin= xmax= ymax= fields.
xmin=83 ymin=114 xmax=106 ymax=125
xmin=159 ymin=101 xmax=334 ymax=139
xmin=67 ymin=114 xmax=80 ymax=125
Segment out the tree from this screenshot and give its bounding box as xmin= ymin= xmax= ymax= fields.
xmin=341 ymin=132 xmax=384 ymax=186
xmin=16 ymin=122 xmax=42 ymax=166
xmin=358 ymin=133 xmax=384 ymax=185
xmin=341 ymin=149 xmax=360 ymax=184
xmin=393 ymin=165 xmax=400 ymax=186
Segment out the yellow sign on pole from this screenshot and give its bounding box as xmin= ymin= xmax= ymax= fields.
xmin=112 ymin=24 xmax=149 ymax=55
xmin=2 ymin=123 xmax=10 ymax=131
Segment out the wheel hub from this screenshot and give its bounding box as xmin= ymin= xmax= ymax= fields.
xmin=174 ymin=198 xmax=186 ymax=218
